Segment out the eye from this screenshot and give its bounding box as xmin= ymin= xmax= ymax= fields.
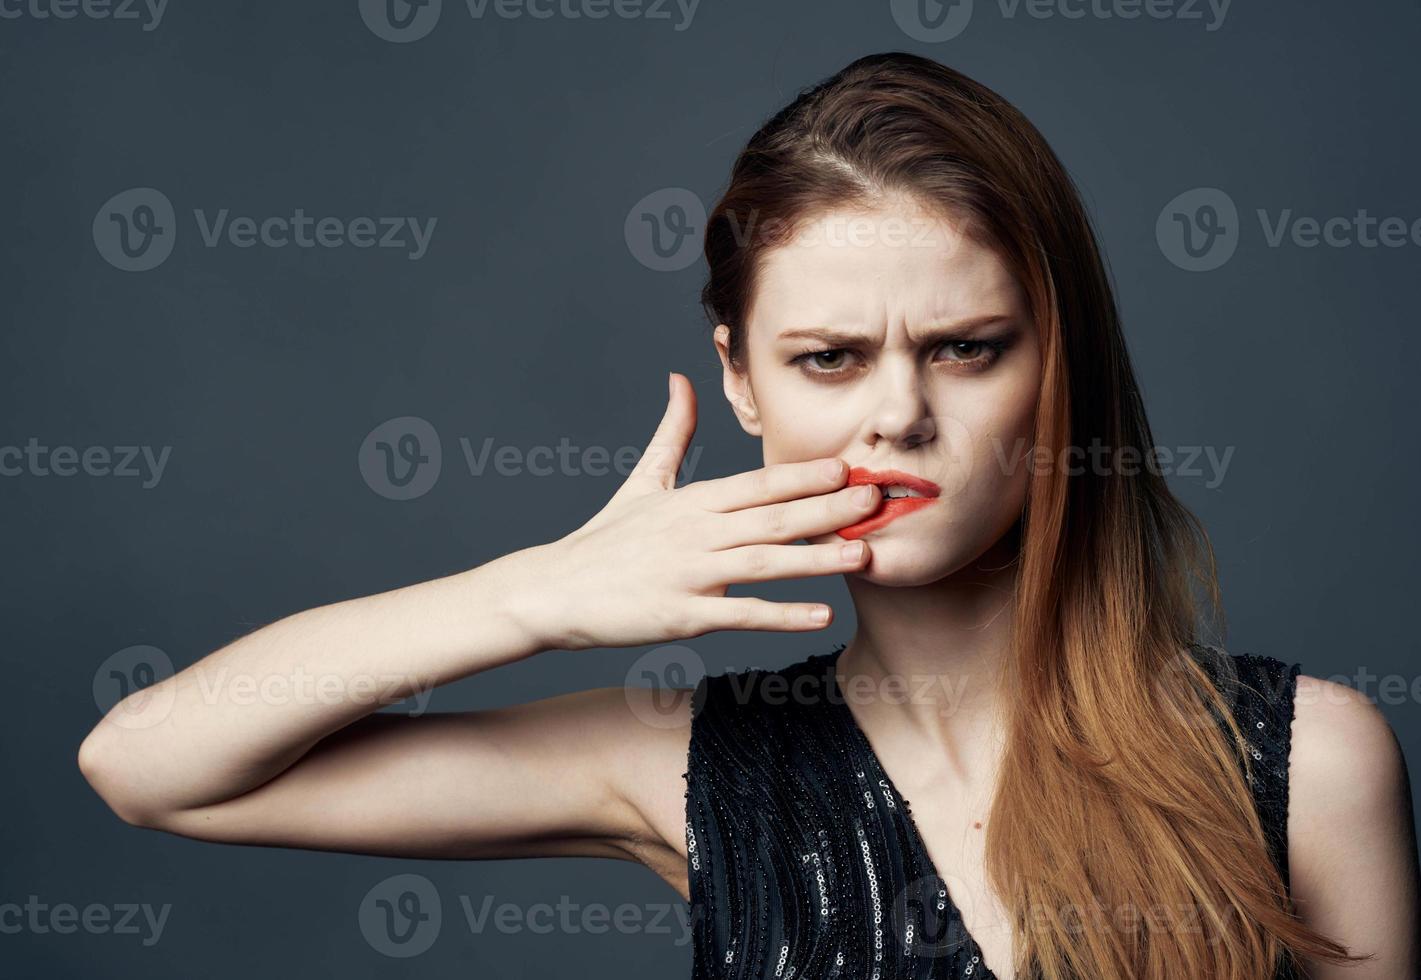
xmin=789 ymin=348 xmax=861 ymax=376
xmin=935 ymin=338 xmax=1009 ymax=371
xmin=787 ymin=336 xmax=1011 ymax=379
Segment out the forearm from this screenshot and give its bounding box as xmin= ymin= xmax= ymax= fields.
xmin=78 ymin=545 xmax=557 ymax=820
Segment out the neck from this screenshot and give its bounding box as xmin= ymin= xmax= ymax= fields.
xmin=836 ymin=529 xmax=1020 ymax=776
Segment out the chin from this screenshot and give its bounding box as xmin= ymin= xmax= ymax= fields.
xmin=871 ymin=547 xmax=970 ymax=586
xmin=826 ymin=529 xmax=972 ymax=587
xmin=854 ymin=559 xmax=954 ymax=587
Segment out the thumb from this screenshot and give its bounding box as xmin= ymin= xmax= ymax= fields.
xmin=626 ymin=371 xmax=697 ymax=492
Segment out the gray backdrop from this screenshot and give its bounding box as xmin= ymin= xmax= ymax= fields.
xmin=2 ymin=1 xmax=1417 ymax=976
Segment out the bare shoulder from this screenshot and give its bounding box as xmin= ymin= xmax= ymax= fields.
xmin=1290 ymin=674 xmax=1407 ymax=822
xmin=1287 ymin=673 xmax=1420 ymax=976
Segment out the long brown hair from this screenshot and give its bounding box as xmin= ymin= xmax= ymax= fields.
xmin=699 ymin=51 xmax=1361 ymax=979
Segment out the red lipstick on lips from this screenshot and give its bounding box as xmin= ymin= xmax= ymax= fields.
xmin=835 ymin=467 xmax=942 ymax=540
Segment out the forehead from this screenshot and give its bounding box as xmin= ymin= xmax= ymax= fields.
xmin=747 ymin=202 xmax=1024 ymax=335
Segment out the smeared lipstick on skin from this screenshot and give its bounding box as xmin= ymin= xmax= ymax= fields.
xmin=834 ymin=467 xmax=942 ymax=540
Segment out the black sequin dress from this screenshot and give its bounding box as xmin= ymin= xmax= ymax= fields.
xmin=682 ymin=642 xmax=1302 ymax=980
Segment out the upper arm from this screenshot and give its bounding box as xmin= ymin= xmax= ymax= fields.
xmin=141 ymin=685 xmax=694 ymax=873
xmin=1288 ymin=673 xmax=1420 ymax=978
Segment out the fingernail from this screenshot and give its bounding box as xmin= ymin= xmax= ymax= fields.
xmin=820 ymin=458 xmax=843 ymax=482
xmin=667 ymin=372 xmax=674 ymax=398
xmin=810 ymin=606 xmax=830 ymax=624
xmin=854 ymin=484 xmax=876 ymax=506
xmin=841 ymin=542 xmax=865 ymax=561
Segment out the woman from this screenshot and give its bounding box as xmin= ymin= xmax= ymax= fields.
xmin=77 ymin=53 xmax=1417 ymax=979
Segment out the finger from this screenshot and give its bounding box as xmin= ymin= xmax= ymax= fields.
xmin=708 ymin=539 xmax=870 ymax=585
xmin=689 ymin=456 xmax=849 ymax=513
xmin=713 ymin=482 xmax=881 ymax=548
xmin=687 ymin=596 xmax=834 ymax=634
xmin=623 ymin=371 xmax=698 ymax=493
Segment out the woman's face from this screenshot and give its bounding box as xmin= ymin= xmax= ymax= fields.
xmin=713 ymin=198 xmax=1042 ymax=587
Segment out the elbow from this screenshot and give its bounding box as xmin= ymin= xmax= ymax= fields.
xmin=76 ymin=729 xmax=162 ymax=829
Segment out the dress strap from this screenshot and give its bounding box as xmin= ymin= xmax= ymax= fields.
xmin=1190 ymin=642 xmax=1304 ymax=893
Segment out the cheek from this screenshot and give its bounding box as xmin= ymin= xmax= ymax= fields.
xmin=983 ymin=387 xmax=1038 ymax=473
xmin=975 ymin=392 xmax=1038 ymax=520
xmin=757 ymin=390 xmax=856 ymax=465
xmin=760 ymin=421 xmax=836 ymax=467
xmin=933 ymin=383 xmax=1038 ymax=508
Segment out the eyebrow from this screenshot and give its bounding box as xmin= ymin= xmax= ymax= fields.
xmin=776 ymin=314 xmax=1017 ymax=346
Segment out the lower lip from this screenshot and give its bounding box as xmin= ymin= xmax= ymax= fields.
xmin=835 ymin=496 xmax=937 ymax=540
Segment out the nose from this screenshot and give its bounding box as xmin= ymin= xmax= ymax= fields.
xmin=858 ymin=358 xmax=937 ymax=449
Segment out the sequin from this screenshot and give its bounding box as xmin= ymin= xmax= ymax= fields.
xmin=682 ymin=642 xmax=1303 ymax=979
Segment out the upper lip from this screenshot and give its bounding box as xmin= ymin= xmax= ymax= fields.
xmin=845 ymin=467 xmax=941 ymax=497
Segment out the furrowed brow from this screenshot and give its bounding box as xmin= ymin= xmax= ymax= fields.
xmin=777 ymin=314 xmax=1014 ymax=347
